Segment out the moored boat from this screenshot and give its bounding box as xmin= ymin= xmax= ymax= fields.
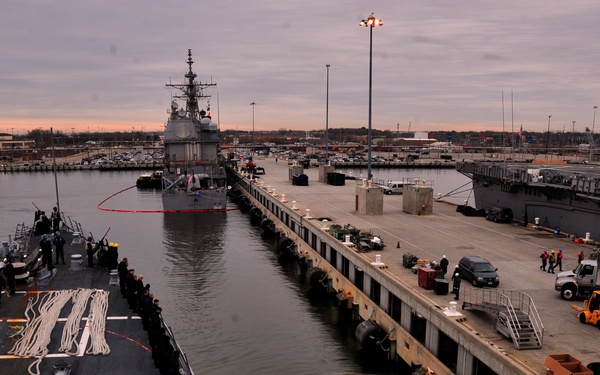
xmin=161 ymin=50 xmax=227 ymax=212
xmin=457 ymin=160 xmax=600 ymax=237
xmin=136 ymin=170 xmax=163 ymax=189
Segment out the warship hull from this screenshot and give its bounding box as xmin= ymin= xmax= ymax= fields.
xmin=161 ymin=188 xmax=227 ymax=212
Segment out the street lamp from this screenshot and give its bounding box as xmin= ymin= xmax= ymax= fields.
xmin=572 ymin=121 xmax=576 ymax=146
xmin=546 ymin=115 xmax=551 ymax=158
xmin=359 ymin=13 xmax=383 ymax=181
xmin=593 ymin=106 xmax=598 ymax=135
xmin=325 ymin=64 xmax=330 ymax=164
xmin=250 ymin=102 xmax=256 ymax=153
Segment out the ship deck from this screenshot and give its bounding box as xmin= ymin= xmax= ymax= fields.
xmin=0 ymin=230 xmax=165 ymax=375
xmin=244 ymin=156 xmax=600 ymax=373
xmin=458 ymin=159 xmax=600 ymax=180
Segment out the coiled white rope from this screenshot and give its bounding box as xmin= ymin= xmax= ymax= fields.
xmin=85 ymin=289 xmax=111 ymax=356
xmin=8 ymin=288 xmax=112 ymax=375
xmin=59 ymin=288 xmax=94 ymax=355
xmin=8 ymin=290 xmax=74 ymax=375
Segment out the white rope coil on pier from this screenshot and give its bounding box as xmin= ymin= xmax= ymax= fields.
xmin=85 ymin=289 xmax=111 ymax=356
xmin=59 ymin=288 xmax=94 ymax=355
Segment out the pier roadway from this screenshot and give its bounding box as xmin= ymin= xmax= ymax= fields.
xmin=240 ymin=156 xmax=599 ymax=374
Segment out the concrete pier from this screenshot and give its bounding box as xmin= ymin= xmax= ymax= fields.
xmin=229 ymin=156 xmax=599 ymax=375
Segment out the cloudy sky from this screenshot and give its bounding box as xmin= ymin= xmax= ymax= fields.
xmin=1 ymin=1 xmax=600 ymax=136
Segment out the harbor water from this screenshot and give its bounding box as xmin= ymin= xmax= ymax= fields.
xmin=0 ymin=169 xmax=470 ymax=374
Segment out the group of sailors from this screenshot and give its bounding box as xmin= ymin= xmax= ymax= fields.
xmin=117 ymin=257 xmax=182 ymax=375
xmin=33 ymin=207 xmax=61 ymax=236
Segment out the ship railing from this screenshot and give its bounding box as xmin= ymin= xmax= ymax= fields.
xmin=13 ymin=222 xmax=32 ymax=244
xmin=160 ymin=314 xmax=195 ymax=375
xmin=62 ymin=215 xmax=84 ymax=236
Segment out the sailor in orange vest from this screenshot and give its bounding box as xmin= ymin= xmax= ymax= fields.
xmin=540 ymin=250 xmax=549 ymax=271
xmin=578 ymin=250 xmax=585 ymax=264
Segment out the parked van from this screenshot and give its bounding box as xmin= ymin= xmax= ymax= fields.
xmin=382 ymin=181 xmax=406 ymax=195
xmin=458 ymin=256 xmax=500 ymax=287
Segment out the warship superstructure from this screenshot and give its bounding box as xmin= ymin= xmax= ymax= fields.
xmin=457 ymin=160 xmax=600 ymax=236
xmin=161 ymin=50 xmax=227 ymax=212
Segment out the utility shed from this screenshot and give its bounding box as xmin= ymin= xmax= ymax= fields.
xmin=355 ymin=179 xmax=383 ymax=215
xmin=288 ymin=164 xmax=304 ymax=182
xmin=402 ymin=180 xmax=433 ymax=215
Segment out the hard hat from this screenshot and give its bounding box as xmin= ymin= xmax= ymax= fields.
xmin=109 ymin=242 xmax=115 ymax=247
xmin=55 ymin=231 xmax=60 ymax=236
xmin=455 ymin=273 xmax=460 ymax=277
xmin=551 ymin=250 xmax=555 ymax=253
xmin=114 ymin=243 xmax=119 ymax=247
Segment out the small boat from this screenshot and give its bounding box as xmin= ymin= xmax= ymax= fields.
xmin=136 ymin=170 xmax=163 ymax=189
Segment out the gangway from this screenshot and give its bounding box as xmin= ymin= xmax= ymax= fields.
xmin=462 ymin=288 xmax=544 ymax=350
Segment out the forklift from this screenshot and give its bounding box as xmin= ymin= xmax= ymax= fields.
xmin=572 ymin=290 xmax=600 ymax=328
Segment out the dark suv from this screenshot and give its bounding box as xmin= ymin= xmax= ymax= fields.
xmin=485 ymin=207 xmax=513 ymax=223
xmin=458 ymin=256 xmax=499 ymax=287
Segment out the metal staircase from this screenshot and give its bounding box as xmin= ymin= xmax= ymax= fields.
xmin=462 ymin=288 xmax=544 ymax=349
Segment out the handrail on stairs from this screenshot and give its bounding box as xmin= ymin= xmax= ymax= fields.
xmin=520 ymin=292 xmax=545 ymax=347
xmin=461 ymin=288 xmax=544 ymax=349
xmin=498 ymin=293 xmax=522 ymax=346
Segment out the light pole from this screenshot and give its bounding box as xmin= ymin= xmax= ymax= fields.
xmin=593 ymin=106 xmax=598 ymax=135
xmin=360 ymin=13 xmax=382 ymax=181
xmin=572 ymin=121 xmax=576 ymax=146
xmin=325 ymin=64 xmax=330 ymax=164
xmin=546 ymin=115 xmax=551 ymax=158
xmin=10 ymin=128 xmax=14 ymax=161
xmin=250 ymin=102 xmax=256 ymax=153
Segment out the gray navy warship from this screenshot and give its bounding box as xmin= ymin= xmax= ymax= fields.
xmin=161 ymin=49 xmax=227 ymax=212
xmin=457 ymin=160 xmax=600 ymax=237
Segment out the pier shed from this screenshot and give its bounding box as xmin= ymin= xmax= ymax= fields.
xmin=402 ymin=180 xmax=433 ymax=215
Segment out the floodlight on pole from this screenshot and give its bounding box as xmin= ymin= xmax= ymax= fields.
xmin=593 ymin=106 xmax=598 ymax=135
xmin=546 ymin=115 xmax=551 ymax=157
xmin=325 ymin=64 xmax=330 ymax=164
xmin=359 ymin=13 xmax=382 ymax=181
xmin=250 ymin=102 xmax=257 ymax=152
